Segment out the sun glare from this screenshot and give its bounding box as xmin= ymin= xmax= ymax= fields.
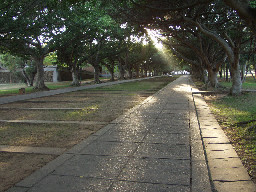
xmin=145 ymin=28 xmax=175 ymax=70
xmin=146 ymin=29 xmax=163 ymax=50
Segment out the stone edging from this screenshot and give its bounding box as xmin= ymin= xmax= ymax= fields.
xmin=191 ymin=86 xmax=256 ymax=191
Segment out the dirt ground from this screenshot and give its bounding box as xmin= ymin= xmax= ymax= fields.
xmin=0 ymin=77 xmax=175 ymax=191
xmin=0 ymin=153 xmax=56 ymax=191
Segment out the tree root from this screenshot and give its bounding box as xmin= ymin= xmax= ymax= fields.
xmin=33 ymin=86 xmax=50 ymax=91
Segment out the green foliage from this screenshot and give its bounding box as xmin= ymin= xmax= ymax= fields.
xmin=0 ymin=53 xmax=37 ymax=84
xmin=44 ymin=53 xmax=57 ymax=66
xmin=0 ymin=0 xmax=66 ymax=55
xmin=0 ymin=53 xmax=25 ymax=72
xmin=249 ymin=1 xmax=256 ymax=8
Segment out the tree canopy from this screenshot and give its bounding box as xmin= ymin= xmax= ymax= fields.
xmin=0 ymin=0 xmax=255 ymax=94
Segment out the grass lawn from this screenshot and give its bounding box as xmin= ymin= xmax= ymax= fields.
xmin=0 ymin=77 xmax=111 ymax=96
xmin=0 ymin=77 xmax=158 ymax=96
xmin=0 ymin=123 xmax=100 ymax=148
xmin=92 ymin=77 xmax=172 ymax=92
xmin=0 ymin=81 xmax=73 ymax=96
xmin=219 ymin=76 xmax=256 ymax=90
xmin=0 ymin=76 xmax=176 ymax=147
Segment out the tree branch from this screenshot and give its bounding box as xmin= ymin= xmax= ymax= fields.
xmin=131 ymin=0 xmax=213 ymax=12
xmin=183 ymin=17 xmax=235 ymax=63
xmin=224 ymin=0 xmax=256 ymax=34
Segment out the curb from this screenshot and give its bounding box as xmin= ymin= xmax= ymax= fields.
xmin=191 ymin=86 xmax=256 ymax=192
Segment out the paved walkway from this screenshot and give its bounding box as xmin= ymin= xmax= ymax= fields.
xmin=5 ymin=76 xmax=256 ymax=192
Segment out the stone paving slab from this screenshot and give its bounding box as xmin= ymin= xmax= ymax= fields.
xmin=52 ymin=155 xmax=129 ymax=179
xmin=157 ymin=113 xmax=189 ymax=120
xmin=154 ymin=119 xmax=189 ymax=126
xmin=97 ymin=131 xmax=146 ymax=143
xmin=205 ymin=144 xmax=239 ymax=159
xmin=202 ymin=136 xmax=231 ymax=144
xmin=143 ymin=133 xmax=190 ymax=144
xmin=0 ymin=145 xmax=66 ymax=155
xmin=26 ymin=175 xmax=114 ymax=192
xmin=118 ymin=158 xmax=191 ymax=185
xmin=0 ymin=107 xmax=84 ymax=110
xmin=214 ymin=180 xmax=256 ymax=192
xmin=133 ymin=143 xmax=190 ymax=159
xmin=16 ymin=154 xmax=74 ymax=188
xmin=149 ymin=125 xmax=189 ymax=134
xmin=207 ymin=157 xmax=244 ymax=169
xmin=6 ymin=76 xmax=212 ymax=192
xmin=78 ymin=141 xmax=139 ymax=156
xmin=0 ymin=119 xmax=107 ymax=125
xmin=110 ymin=181 xmax=190 ymax=192
xmin=211 ymin=167 xmax=252 ymax=181
xmin=192 ymin=160 xmax=212 ymax=191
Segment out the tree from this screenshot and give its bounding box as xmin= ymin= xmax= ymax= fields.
xmin=0 ymin=53 xmax=37 ymax=86
xmin=0 ymin=0 xmax=66 ymax=90
xmin=162 ymin=26 xmax=227 ymax=88
xmin=223 ymin=0 xmax=256 ymax=34
xmin=105 ymin=0 xmax=254 ymax=95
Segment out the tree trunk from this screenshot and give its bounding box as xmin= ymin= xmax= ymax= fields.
xmin=93 ymin=64 xmax=101 ymax=84
xmin=104 ymin=63 xmax=115 ymax=81
xmin=34 ymin=56 xmax=48 ymax=90
xmin=140 ymin=69 xmax=144 ymax=77
xmin=128 ymin=68 xmax=133 ymax=79
xmin=110 ymin=69 xmax=115 ymax=81
xmin=135 ymin=66 xmax=140 ymax=78
xmin=230 ymin=61 xmax=242 ymax=95
xmin=208 ymin=69 xmax=218 ymax=88
xmin=219 ymin=67 xmax=223 ymax=79
xmin=30 ymin=67 xmax=37 ymax=86
xmin=144 ymin=69 xmax=147 ymax=77
xmin=191 ymin=64 xmax=204 ymax=81
xmin=118 ymin=62 xmax=125 ymax=80
xmin=22 ymin=68 xmax=33 ymax=87
xmin=71 ymin=59 xmax=80 ymax=86
xmin=110 ymin=61 xmax=115 ymax=81
xmin=71 ymin=70 xmax=80 ymax=86
xmin=107 ymin=64 xmax=115 ymax=81
xmin=241 ymin=63 xmax=246 ymax=82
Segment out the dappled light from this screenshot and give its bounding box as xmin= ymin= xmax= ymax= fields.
xmin=146 ymin=29 xmax=163 ymax=50
xmin=172 ymin=83 xmax=192 ymax=93
xmin=0 ymin=0 xmax=255 ymax=190
xmin=67 ymin=105 xmax=99 ymax=120
xmin=145 ymin=28 xmax=179 ymax=73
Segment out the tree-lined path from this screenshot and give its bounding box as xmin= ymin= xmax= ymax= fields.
xmin=6 ymin=76 xmax=255 ymax=192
